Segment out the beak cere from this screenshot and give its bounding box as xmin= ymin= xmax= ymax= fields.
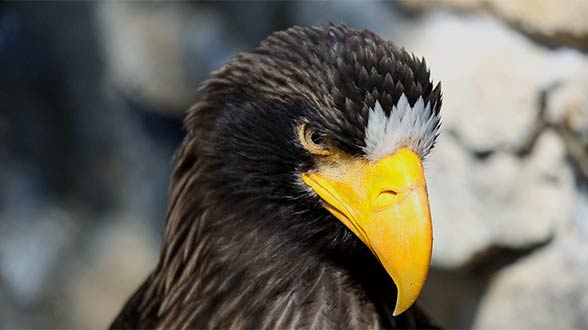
xmin=302 ymin=148 xmax=433 ymax=316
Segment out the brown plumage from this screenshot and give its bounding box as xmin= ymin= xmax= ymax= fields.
xmin=111 ymin=24 xmax=441 ymax=329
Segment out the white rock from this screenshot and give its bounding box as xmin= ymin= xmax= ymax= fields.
xmin=97 ymin=2 xmax=232 ymax=112
xmin=427 ymin=129 xmax=576 ymax=267
xmin=400 ymin=12 xmax=588 ymax=152
xmin=489 ymin=0 xmax=588 ymax=41
xmin=473 ymin=189 xmax=588 ymax=329
xmin=398 ymin=12 xmax=585 ymax=268
xmin=546 ymin=77 xmax=588 ymax=141
xmin=426 ymin=133 xmax=491 ymax=267
xmin=65 ymin=216 xmax=159 ymax=328
xmin=401 ymin=0 xmax=588 ymax=48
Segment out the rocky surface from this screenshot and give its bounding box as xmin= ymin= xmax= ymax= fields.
xmin=401 ymin=0 xmax=588 ymax=50
xmin=402 ymin=10 xmax=588 ymax=329
xmin=474 ymin=202 xmax=588 ymax=329
xmin=403 ymin=12 xmax=588 ymax=329
xmin=398 ymin=11 xmax=585 ymax=267
xmin=97 ymin=2 xmax=237 ymax=113
xmin=64 ymin=216 xmax=158 ymax=328
xmin=0 ymin=2 xmax=586 ymax=329
xmin=427 ymin=130 xmax=576 ymax=267
xmin=545 ymin=77 xmax=588 ymax=180
xmin=402 ymin=12 xmax=588 ymax=153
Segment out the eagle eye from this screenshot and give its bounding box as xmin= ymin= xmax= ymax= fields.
xmin=299 ymin=122 xmax=331 ymax=156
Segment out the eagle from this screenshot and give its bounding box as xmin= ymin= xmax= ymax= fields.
xmin=111 ymin=24 xmax=442 ymax=329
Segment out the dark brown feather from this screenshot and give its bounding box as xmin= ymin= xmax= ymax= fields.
xmin=110 ymin=24 xmax=441 ymax=329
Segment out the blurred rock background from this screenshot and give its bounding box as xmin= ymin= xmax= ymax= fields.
xmin=0 ymin=1 xmax=586 ymax=328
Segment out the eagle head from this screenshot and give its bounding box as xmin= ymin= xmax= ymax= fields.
xmin=185 ymin=24 xmax=441 ymax=316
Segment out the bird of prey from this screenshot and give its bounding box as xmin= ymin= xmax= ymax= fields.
xmin=111 ymin=24 xmax=442 ymax=329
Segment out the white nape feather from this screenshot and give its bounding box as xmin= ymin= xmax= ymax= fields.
xmin=364 ymin=94 xmax=439 ymax=161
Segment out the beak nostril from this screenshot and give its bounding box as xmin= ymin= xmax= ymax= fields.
xmin=380 ymin=190 xmax=398 ymax=196
xmin=374 ymin=190 xmax=399 ymax=209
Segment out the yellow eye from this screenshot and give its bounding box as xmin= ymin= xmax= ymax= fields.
xmin=299 ymin=122 xmax=331 ymax=156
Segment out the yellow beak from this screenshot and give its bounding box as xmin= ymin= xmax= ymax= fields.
xmin=302 ymin=148 xmax=432 ymax=316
